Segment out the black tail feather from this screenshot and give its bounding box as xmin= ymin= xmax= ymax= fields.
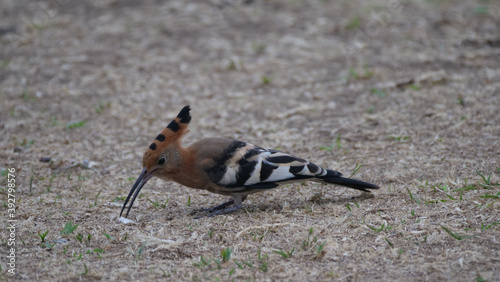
xmin=318 ymin=170 xmax=379 ymax=192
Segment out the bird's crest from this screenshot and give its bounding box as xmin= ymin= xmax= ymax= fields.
xmin=142 ymin=105 xmax=191 ymax=167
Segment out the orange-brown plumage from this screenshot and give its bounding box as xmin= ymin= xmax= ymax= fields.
xmin=120 ymin=105 xmax=379 ymax=218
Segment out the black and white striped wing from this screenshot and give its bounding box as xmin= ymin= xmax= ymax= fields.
xmin=207 ymin=140 xmax=337 ymax=191
xmin=242 ymin=150 xmax=333 ymax=189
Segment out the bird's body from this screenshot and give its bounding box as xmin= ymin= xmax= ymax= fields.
xmin=120 ymin=106 xmax=379 ymax=218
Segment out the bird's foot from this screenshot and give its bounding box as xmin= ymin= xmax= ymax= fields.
xmin=192 ymin=195 xmax=247 ymax=218
xmin=190 ymin=199 xmax=235 ymax=216
xmin=194 ymin=205 xmax=242 ymax=218
xmin=204 ymin=206 xmax=242 ymax=218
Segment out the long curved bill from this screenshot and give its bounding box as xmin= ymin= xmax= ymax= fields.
xmin=120 ymin=168 xmax=156 ymax=218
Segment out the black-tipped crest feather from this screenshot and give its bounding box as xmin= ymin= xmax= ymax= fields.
xmin=177 ymin=105 xmax=191 ymax=123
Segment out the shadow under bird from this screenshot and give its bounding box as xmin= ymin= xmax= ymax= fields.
xmin=120 ymin=105 xmax=379 ymax=218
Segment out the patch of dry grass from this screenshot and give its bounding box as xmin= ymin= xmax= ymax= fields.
xmin=1 ymin=0 xmax=499 ymax=280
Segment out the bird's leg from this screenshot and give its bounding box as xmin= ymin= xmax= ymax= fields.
xmin=194 ymin=195 xmax=247 ymax=218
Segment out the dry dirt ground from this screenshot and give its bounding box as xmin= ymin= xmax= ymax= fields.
xmin=1 ymin=0 xmax=500 ymax=281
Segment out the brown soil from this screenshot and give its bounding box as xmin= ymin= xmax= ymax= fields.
xmin=1 ymin=0 xmax=499 ymax=281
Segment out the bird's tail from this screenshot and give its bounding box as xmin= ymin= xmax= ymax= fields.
xmin=316 ymin=169 xmax=379 ymax=192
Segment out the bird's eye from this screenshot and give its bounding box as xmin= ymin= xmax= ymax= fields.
xmin=158 ymin=157 xmax=166 ymax=165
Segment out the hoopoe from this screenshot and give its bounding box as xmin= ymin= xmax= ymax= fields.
xmin=120 ymin=105 xmax=379 ymax=218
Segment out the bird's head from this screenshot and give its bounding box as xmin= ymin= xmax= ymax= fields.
xmin=120 ymin=105 xmax=191 ymax=218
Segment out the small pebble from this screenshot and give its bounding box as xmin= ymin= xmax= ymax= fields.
xmin=119 ymin=217 xmax=135 ymax=224
xmin=54 ymin=238 xmax=69 ymax=244
xmin=14 ymin=147 xmax=22 ymax=153
xmin=40 ymin=157 xmax=51 ymax=163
